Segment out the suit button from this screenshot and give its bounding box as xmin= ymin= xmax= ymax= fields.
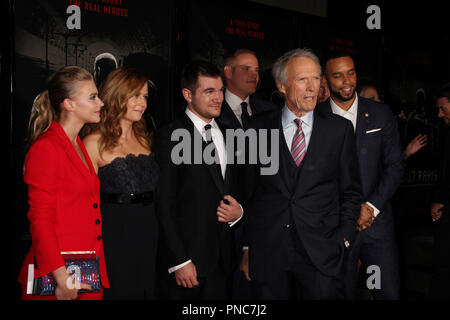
xmin=97 ymin=235 xmax=102 ymax=241
xmin=93 ymin=203 xmax=98 ymax=209
xmin=96 ymin=219 xmax=101 ymax=225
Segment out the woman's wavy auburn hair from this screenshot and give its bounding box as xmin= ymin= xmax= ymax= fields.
xmin=83 ymin=67 xmax=151 ymax=156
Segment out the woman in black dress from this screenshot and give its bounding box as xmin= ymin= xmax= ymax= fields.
xmin=83 ymin=67 xmax=159 ymax=299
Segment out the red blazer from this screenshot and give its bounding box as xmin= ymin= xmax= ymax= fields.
xmin=18 ymin=121 xmax=109 ymax=299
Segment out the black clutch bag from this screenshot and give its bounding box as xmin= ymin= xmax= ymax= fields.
xmin=28 ymin=251 xmax=101 ymax=296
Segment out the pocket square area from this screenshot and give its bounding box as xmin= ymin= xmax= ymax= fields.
xmin=366 ymin=128 xmax=381 ymax=134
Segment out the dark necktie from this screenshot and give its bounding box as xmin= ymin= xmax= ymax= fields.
xmin=204 ymin=124 xmax=216 ymax=158
xmin=241 ymin=101 xmax=250 ymax=128
xmin=291 ymin=119 xmax=306 ymax=166
xmin=204 ymin=124 xmax=222 ymax=178
xmin=204 ymin=124 xmax=213 ymax=144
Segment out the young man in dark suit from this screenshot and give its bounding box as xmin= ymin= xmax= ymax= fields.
xmin=240 ymin=48 xmax=362 ymax=299
xmin=154 ymin=60 xmax=243 ymax=299
xmin=318 ymin=53 xmax=405 ymax=299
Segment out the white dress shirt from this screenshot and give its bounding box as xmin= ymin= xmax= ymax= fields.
xmin=329 ymin=95 xmax=380 ymax=218
xmin=186 ymin=107 xmax=227 ymax=178
xmin=330 ymin=95 xmax=359 ymax=131
xmin=281 ymin=104 xmax=314 ymax=151
xmin=225 ymin=90 xmax=251 ymax=126
xmin=168 ymin=108 xmax=243 ymax=274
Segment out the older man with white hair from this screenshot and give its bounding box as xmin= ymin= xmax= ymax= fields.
xmin=240 ymin=48 xmax=362 ymax=299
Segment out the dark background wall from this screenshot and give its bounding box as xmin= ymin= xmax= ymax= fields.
xmin=5 ymin=0 xmax=450 ymax=299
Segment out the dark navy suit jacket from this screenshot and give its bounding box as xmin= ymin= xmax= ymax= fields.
xmin=243 ymin=107 xmax=362 ymax=287
xmin=317 ymin=96 xmax=405 ymax=238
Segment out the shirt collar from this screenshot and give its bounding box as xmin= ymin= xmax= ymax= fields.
xmin=281 ymin=104 xmax=314 ymax=129
xmin=185 ymin=107 xmax=218 ymax=133
xmin=225 ymin=89 xmax=250 ymax=111
xmin=330 ymin=94 xmax=359 ymax=116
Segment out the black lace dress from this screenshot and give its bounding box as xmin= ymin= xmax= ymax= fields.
xmin=98 ymin=153 xmax=159 ymax=299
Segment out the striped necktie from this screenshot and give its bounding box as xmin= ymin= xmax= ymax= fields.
xmin=291 ymin=119 xmax=306 ymax=166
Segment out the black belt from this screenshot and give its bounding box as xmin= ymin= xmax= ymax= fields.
xmin=101 ymin=191 xmax=154 ymax=204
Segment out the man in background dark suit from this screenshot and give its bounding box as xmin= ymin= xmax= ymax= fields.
xmin=318 ymin=53 xmax=405 ymax=299
xmin=217 ymin=49 xmax=277 ymax=130
xmin=428 ymin=84 xmax=450 ymax=299
xmin=218 ymin=49 xmax=277 ymax=299
xmin=241 ymin=48 xmax=362 ymax=299
xmin=154 ymin=60 xmax=243 ymax=299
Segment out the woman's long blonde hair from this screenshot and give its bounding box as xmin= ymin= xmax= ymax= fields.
xmin=27 ymin=66 xmax=93 ymax=147
xmin=82 ymin=67 xmax=151 ymax=156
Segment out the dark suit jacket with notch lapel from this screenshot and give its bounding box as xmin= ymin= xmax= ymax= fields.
xmin=153 ymin=113 xmax=242 ymax=279
xmin=317 ymin=96 xmax=405 ymax=238
xmin=216 ymin=91 xmax=278 ymax=130
xmin=243 ymin=106 xmax=362 ymax=287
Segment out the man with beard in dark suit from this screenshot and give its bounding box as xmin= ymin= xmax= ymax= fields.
xmin=154 ymin=60 xmax=243 ymax=299
xmin=240 ymin=48 xmax=362 ymax=299
xmin=318 ymin=53 xmax=405 ymax=299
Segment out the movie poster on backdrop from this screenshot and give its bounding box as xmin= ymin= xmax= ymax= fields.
xmin=188 ymin=0 xmax=299 ymax=104
xmin=12 ymin=1 xmax=173 ymax=263
xmin=14 ymin=0 xmax=173 ymax=139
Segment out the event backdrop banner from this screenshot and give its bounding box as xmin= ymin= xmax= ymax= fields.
xmin=187 ymin=0 xmax=299 ymax=104
xmin=11 ymin=1 xmax=174 ymax=269
xmin=14 ymin=0 xmax=173 ymax=139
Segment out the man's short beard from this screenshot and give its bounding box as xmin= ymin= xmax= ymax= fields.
xmin=330 ymin=88 xmax=355 ymax=102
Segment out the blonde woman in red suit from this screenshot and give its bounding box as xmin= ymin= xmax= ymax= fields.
xmin=17 ymin=66 xmax=109 ymax=300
